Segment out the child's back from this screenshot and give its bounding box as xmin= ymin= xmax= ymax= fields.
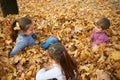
xmin=36 ymin=43 xmax=78 ymax=80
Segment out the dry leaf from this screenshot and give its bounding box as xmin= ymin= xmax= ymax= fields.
xmin=0 ymin=0 xmax=120 ymax=79
xmin=7 ymin=73 xmax=12 ymax=80
xmin=114 ymin=69 xmax=120 ymax=79
xmin=80 ymin=66 xmax=89 ymax=71
xmin=92 ymin=45 xmax=99 ymax=53
xmin=111 ymin=52 xmax=120 ymax=61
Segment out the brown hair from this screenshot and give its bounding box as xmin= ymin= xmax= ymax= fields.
xmin=96 ymin=18 xmax=110 ymax=30
xmin=48 ymin=43 xmax=78 ymax=80
xmin=11 ymin=17 xmax=32 ymax=41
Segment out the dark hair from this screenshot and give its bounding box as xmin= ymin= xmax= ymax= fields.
xmin=11 ymin=17 xmax=32 ymax=41
xmin=48 ymin=43 xmax=78 ymax=80
xmin=96 ymin=18 xmax=110 ymax=30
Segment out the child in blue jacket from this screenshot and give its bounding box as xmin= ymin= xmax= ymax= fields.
xmin=10 ymin=17 xmax=59 ymax=57
xmin=10 ymin=17 xmax=37 ymax=57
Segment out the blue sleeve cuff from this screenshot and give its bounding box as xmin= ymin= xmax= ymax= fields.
xmin=39 ymin=37 xmax=59 ymax=50
xmin=32 ymin=32 xmax=37 ymax=39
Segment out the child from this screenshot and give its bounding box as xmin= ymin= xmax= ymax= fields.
xmin=10 ymin=17 xmax=59 ymax=57
xmin=90 ymin=18 xmax=110 ymax=46
xmin=10 ymin=17 xmax=37 ymax=57
xmin=36 ymin=43 xmax=78 ymax=80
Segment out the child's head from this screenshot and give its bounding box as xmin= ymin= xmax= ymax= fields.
xmin=95 ymin=18 xmax=110 ymax=32
xmin=48 ymin=43 xmax=78 ymax=80
xmin=11 ymin=17 xmax=34 ymax=41
xmin=48 ymin=43 xmax=66 ymax=62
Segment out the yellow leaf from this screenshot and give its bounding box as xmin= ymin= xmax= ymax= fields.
xmin=31 ymin=78 xmax=34 ymax=80
xmin=26 ymin=71 xmax=32 ymax=77
xmin=111 ymin=52 xmax=120 ymax=60
xmin=92 ymin=45 xmax=99 ymax=52
xmin=7 ymin=73 xmax=12 ymax=80
xmin=114 ymin=44 xmax=120 ymax=50
xmin=71 ymin=21 xmax=76 ymax=26
xmin=112 ymin=36 xmax=118 ymax=41
xmin=5 ymin=39 xmax=12 ymax=45
xmin=7 ymin=64 xmax=16 ymax=76
xmin=27 ymin=48 xmax=37 ymax=53
xmin=114 ymin=69 xmax=120 ymax=78
xmin=0 ymin=33 xmax=4 ymax=38
xmin=85 ymin=50 xmax=91 ymax=56
xmin=89 ymin=64 xmax=95 ymax=71
xmin=19 ymin=58 xmax=26 ymax=65
xmin=80 ymin=52 xmax=87 ymax=60
xmin=80 ymin=65 xmax=89 ymax=71
xmin=1 ymin=56 xmax=8 ymax=63
xmin=13 ymin=22 xmax=21 ymax=31
xmin=78 ymin=35 xmax=85 ymax=40
xmin=98 ymin=55 xmax=106 ymax=62
xmin=13 ymin=56 xmax=21 ymax=63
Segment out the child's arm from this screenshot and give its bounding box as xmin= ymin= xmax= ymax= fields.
xmin=103 ymin=35 xmax=109 ymax=43
xmin=10 ymin=41 xmax=27 ymax=57
xmin=39 ymin=37 xmax=59 ymax=50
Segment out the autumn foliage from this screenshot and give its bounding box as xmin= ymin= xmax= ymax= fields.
xmin=0 ymin=0 xmax=120 ymax=80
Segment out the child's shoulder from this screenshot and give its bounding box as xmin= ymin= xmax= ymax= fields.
xmin=16 ymin=34 xmax=28 ymax=42
xmin=16 ymin=35 xmax=24 ymax=41
xmin=91 ymin=30 xmax=97 ymax=35
xmin=102 ymin=32 xmax=109 ymax=36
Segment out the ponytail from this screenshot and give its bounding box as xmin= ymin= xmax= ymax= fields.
xmin=60 ymin=53 xmax=78 ymax=80
xmin=11 ymin=17 xmax=32 ymax=41
xmin=11 ymin=20 xmax=19 ymax=41
xmin=48 ymin=43 xmax=78 ymax=80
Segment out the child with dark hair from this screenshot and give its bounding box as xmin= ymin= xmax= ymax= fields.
xmin=90 ymin=18 xmax=110 ymax=46
xmin=10 ymin=17 xmax=59 ymax=57
xmin=10 ymin=17 xmax=36 ymax=57
xmin=36 ymin=43 xmax=78 ymax=80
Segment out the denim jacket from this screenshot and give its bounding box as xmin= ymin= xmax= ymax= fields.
xmin=10 ymin=35 xmax=59 ymax=57
xmin=10 ymin=33 xmax=36 ymax=57
xmin=39 ymin=37 xmax=59 ymax=50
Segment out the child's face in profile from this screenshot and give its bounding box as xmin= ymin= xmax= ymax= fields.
xmin=95 ymin=26 xmax=102 ymax=32
xmin=23 ymin=24 xmax=34 ymax=36
xmin=94 ymin=23 xmax=103 ymax=32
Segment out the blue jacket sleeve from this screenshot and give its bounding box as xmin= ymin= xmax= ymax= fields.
xmin=10 ymin=41 xmax=27 ymax=57
xmin=39 ymin=37 xmax=59 ymax=50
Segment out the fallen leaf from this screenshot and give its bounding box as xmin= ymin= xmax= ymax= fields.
xmin=111 ymin=52 xmax=120 ymax=61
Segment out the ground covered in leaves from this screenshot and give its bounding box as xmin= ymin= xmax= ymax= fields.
xmin=0 ymin=0 xmax=120 ymax=80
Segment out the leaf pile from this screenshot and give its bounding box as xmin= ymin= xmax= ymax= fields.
xmin=0 ymin=0 xmax=120 ymax=80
